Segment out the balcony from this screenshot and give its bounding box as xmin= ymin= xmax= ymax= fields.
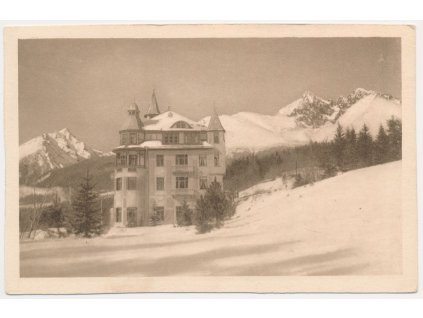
xmin=171 ymin=165 xmax=194 ymax=174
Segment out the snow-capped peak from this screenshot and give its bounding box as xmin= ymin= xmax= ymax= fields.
xmin=199 ymin=88 xmax=401 ymax=157
xmin=301 ymin=90 xmax=327 ymax=104
xmin=353 ymin=88 xmax=373 ymax=95
xmin=19 ymin=128 xmax=104 ymax=185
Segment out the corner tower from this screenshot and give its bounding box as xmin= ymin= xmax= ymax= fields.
xmin=112 ymin=102 xmax=148 ymax=227
xmin=207 ymin=108 xmax=226 ymax=182
xmin=119 ymin=102 xmax=144 ymax=145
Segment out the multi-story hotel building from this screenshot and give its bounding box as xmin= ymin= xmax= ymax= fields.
xmin=111 ymin=93 xmax=226 ymax=227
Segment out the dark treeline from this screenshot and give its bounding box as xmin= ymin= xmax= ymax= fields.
xmin=224 ymin=117 xmax=402 ymax=192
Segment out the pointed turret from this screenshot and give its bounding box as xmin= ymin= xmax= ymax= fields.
xmin=144 ymin=89 xmax=161 ymax=119
xmin=119 ymin=102 xmax=144 ymax=145
xmin=120 ymin=102 xmax=143 ymax=131
xmin=207 ymin=107 xmax=225 ymax=131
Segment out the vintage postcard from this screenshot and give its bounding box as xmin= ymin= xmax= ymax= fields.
xmin=4 ymin=24 xmax=417 ymax=294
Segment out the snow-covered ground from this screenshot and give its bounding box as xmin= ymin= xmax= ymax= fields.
xmin=20 ymin=161 xmax=402 ymax=277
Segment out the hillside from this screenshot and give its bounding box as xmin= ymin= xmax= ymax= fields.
xmin=20 ymin=161 xmax=401 ymax=277
xmin=37 ymin=155 xmax=115 ymax=192
xmin=19 ymin=128 xmax=110 ymax=185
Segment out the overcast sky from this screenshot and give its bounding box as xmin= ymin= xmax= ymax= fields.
xmin=19 ymin=38 xmax=401 ymax=151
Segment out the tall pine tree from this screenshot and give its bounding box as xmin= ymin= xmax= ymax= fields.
xmin=387 ymin=116 xmax=402 ymax=160
xmin=332 ymin=123 xmax=345 ymax=169
xmin=343 ymin=127 xmax=358 ymax=169
xmin=357 ymin=123 xmax=373 ymax=166
xmin=195 ymin=180 xmax=232 ymax=233
xmin=71 ymin=170 xmax=102 ymax=237
xmin=374 ymin=124 xmax=390 ymax=164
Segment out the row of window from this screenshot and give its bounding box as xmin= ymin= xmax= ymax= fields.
xmin=115 ymin=176 xmax=209 ymax=191
xmin=156 ymin=154 xmax=220 ymax=167
xmin=120 ymin=131 xmax=222 ymax=146
xmin=115 ymin=207 xmax=138 ymax=223
xmin=116 ymin=153 xmax=220 ymax=167
xmin=120 ymin=132 xmax=144 ymax=145
xmin=116 ymin=153 xmax=145 ymax=166
xmin=115 ymin=206 xmax=193 ymax=223
xmin=116 ymin=177 xmax=137 ymax=190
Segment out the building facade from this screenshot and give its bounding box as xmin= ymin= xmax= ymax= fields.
xmin=111 ymin=93 xmax=226 ymax=227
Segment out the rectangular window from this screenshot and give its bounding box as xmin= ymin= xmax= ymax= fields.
xmin=183 ymin=132 xmax=201 ymax=145
xmin=128 ymin=154 xmax=138 ymax=166
xmin=115 ymin=208 xmax=122 ymax=223
xmin=116 ymin=178 xmax=122 ymax=190
xmin=163 ymin=133 xmax=179 ymax=144
xmin=200 ymin=177 xmax=208 ymax=189
xmin=214 ymin=153 xmax=220 ymax=167
xmin=199 ymin=155 xmax=207 ymax=167
xmin=127 ymin=177 xmax=137 ymax=190
xmin=156 ymin=154 xmax=164 ymax=167
xmin=120 ymin=133 xmax=128 ymax=145
xmin=176 ymin=176 xmax=188 ymax=189
xmin=127 ymin=207 xmax=137 ymax=227
xmin=130 ymin=133 xmax=137 ymax=144
xmin=118 ymin=154 xmax=127 ymax=166
xmin=200 ymin=132 xmax=208 ymax=142
xmin=214 ymin=132 xmax=220 ymax=144
xmin=138 ymin=153 xmax=145 ymax=166
xmin=155 ymin=207 xmax=165 ymax=221
xmin=156 ymin=177 xmax=164 ymax=191
xmin=137 ymin=132 xmax=144 ymax=143
xmin=176 ymin=154 xmax=188 ymax=165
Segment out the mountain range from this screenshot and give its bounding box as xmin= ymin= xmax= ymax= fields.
xmin=200 ymin=88 xmax=401 ymax=155
xmin=19 ymin=88 xmax=401 ymax=188
xmin=19 ymin=128 xmax=111 ymax=185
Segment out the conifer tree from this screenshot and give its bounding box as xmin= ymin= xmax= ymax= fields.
xmin=387 ymin=117 xmax=402 ymax=160
xmin=343 ymin=127 xmax=358 ymax=169
xmin=374 ymin=124 xmax=390 ymax=164
xmin=357 ymin=123 xmax=373 ymax=166
xmin=178 ymin=200 xmax=193 ymax=226
xmin=195 ymin=180 xmax=233 ymax=233
xmin=333 ymin=123 xmax=345 ymax=169
xmin=195 ymin=195 xmax=212 ymax=233
xmin=71 ymin=170 xmax=102 ymax=237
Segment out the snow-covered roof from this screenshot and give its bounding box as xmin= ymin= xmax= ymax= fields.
xmin=143 ymin=111 xmax=207 ymax=131
xmin=113 ymin=140 xmax=213 ymax=151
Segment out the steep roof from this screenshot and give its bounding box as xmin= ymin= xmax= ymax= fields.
xmin=120 ymin=103 xmax=143 ymax=131
xmin=207 ymin=109 xmax=225 ymax=131
xmin=145 ymin=90 xmax=161 ymax=118
xmin=143 ymin=111 xmax=207 ymax=131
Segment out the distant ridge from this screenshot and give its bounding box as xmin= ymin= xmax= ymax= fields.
xmin=200 ymin=88 xmax=401 ymax=156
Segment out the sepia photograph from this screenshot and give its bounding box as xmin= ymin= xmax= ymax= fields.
xmin=3 ymin=24 xmax=417 ymax=293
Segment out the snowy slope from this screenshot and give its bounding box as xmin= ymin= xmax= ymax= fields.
xmin=200 ymin=89 xmax=401 ymax=156
xmin=20 ymin=161 xmax=402 ymax=277
xmin=19 ymin=128 xmax=107 ymax=184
